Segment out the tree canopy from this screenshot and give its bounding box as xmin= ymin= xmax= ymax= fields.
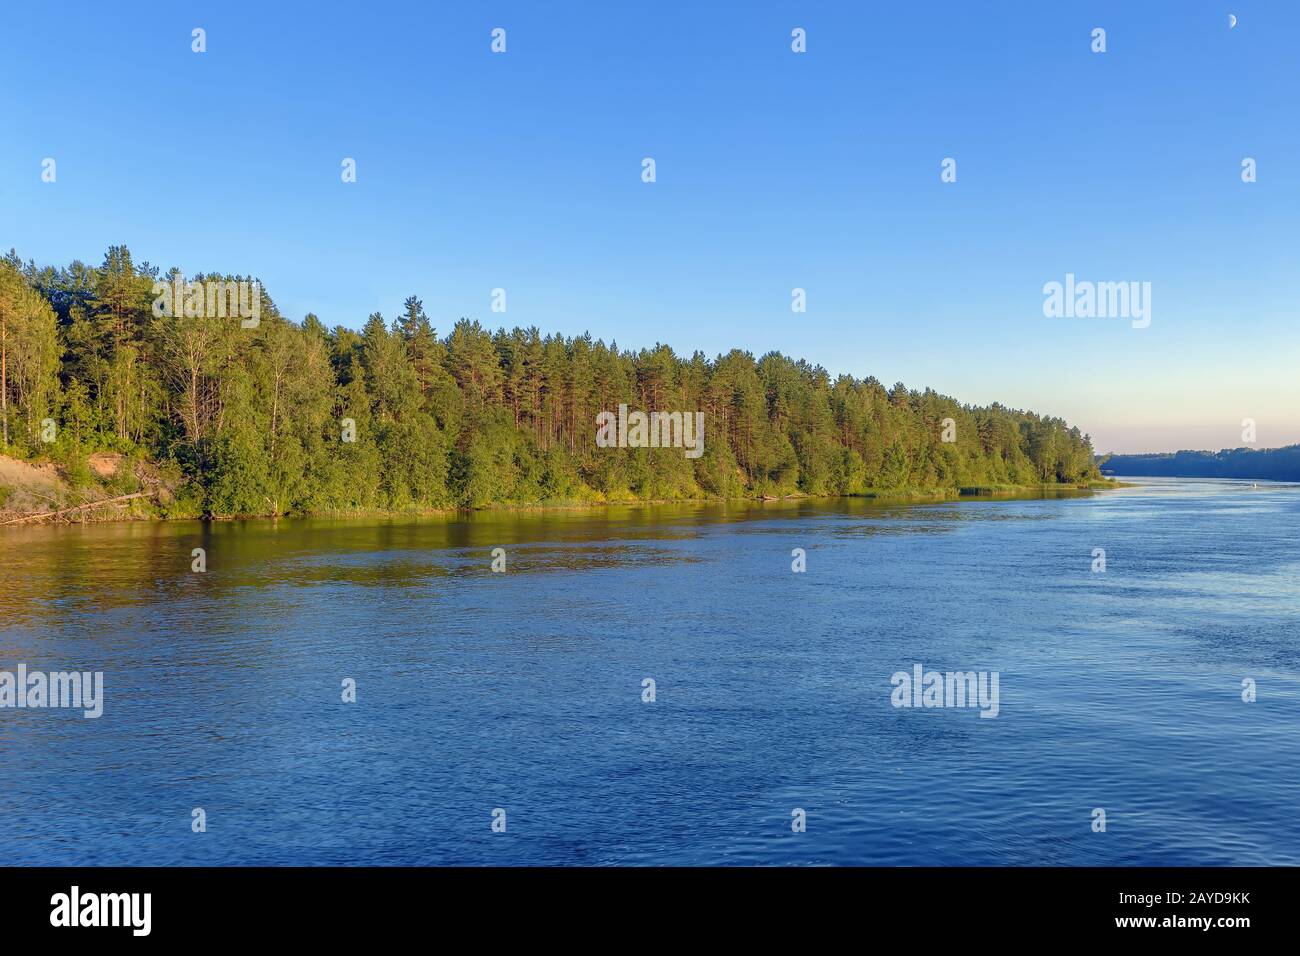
xmin=0 ymin=246 xmax=1101 ymax=516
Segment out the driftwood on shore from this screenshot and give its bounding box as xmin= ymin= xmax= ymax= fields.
xmin=0 ymin=490 xmax=156 ymax=526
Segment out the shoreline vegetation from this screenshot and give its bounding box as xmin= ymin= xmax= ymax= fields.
xmin=0 ymin=475 xmax=1125 ymax=526
xmin=3 ymin=246 xmax=1109 ymax=526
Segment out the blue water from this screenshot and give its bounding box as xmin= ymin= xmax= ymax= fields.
xmin=1 ymin=478 xmax=1297 ymax=865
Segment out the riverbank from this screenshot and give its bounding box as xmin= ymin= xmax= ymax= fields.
xmin=0 ymin=452 xmax=1130 ymax=526
xmin=0 ymin=452 xmax=176 ymax=526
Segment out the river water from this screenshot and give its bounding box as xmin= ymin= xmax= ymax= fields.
xmin=1 ymin=478 xmax=1297 ymax=865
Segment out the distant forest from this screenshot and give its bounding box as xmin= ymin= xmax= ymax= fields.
xmin=1103 ymin=446 xmax=1300 ymax=482
xmin=1 ymin=246 xmax=1101 ymax=516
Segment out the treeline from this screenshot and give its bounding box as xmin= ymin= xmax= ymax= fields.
xmin=1103 ymin=446 xmax=1300 ymax=482
xmin=0 ymin=246 xmax=1100 ymax=516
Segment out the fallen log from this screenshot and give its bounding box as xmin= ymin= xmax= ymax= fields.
xmin=0 ymin=490 xmax=155 ymax=526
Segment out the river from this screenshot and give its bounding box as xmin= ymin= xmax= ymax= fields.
xmin=1 ymin=478 xmax=1297 ymax=864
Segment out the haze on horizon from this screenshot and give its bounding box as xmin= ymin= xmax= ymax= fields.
xmin=2 ymin=1 xmax=1296 ymax=456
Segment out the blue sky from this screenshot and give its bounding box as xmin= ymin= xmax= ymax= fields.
xmin=2 ymin=1 xmax=1296 ymax=454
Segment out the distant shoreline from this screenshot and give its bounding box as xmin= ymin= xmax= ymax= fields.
xmin=1103 ymin=445 xmax=1300 ymax=482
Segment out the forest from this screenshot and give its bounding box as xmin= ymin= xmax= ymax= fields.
xmin=0 ymin=246 xmax=1101 ymax=517
xmin=1103 ymin=446 xmax=1300 ymax=482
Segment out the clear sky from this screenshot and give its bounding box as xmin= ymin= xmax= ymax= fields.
xmin=2 ymin=1 xmax=1296 ymax=454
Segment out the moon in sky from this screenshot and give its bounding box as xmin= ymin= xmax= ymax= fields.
xmin=1229 ymin=14 xmax=1238 ymax=29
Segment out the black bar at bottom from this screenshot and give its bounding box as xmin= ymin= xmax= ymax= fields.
xmin=0 ymin=866 xmax=1285 ymax=942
